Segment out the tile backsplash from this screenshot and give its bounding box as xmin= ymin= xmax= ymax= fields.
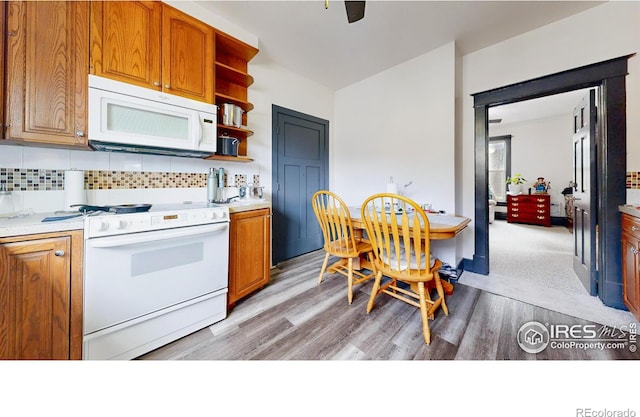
xmin=0 ymin=168 xmax=260 ymax=191
xmin=0 ymin=145 xmax=264 ymax=213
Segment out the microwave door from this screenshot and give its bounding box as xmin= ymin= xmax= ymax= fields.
xmin=91 ymin=90 xmax=195 ymax=150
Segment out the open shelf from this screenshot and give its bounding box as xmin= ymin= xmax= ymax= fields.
xmin=217 ymin=124 xmax=253 ymax=137
xmin=215 ymin=62 xmax=254 ymax=88
xmin=206 ymin=154 xmax=254 ymax=162
xmin=215 ymin=93 xmax=254 ymax=113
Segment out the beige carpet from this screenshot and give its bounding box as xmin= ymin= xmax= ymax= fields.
xmin=459 ymin=220 xmax=639 ymax=329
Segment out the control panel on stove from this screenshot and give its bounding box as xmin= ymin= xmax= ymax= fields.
xmin=84 ymin=206 xmax=229 ymax=238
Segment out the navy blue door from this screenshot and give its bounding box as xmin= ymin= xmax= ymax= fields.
xmin=272 ymin=105 xmax=329 ymax=264
xmin=572 ymin=90 xmax=598 ymax=295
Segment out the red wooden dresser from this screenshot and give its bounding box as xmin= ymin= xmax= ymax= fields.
xmin=507 ymin=194 xmax=551 ymax=227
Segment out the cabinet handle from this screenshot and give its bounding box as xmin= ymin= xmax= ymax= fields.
xmin=632 ymin=226 xmax=639 ymax=232
xmin=512 ymin=214 xmax=519 ymax=218
xmin=76 ymin=130 xmax=85 ymax=137
xmin=537 ymin=216 xmax=546 ymax=220
xmin=153 ymin=81 xmax=161 ymax=87
xmin=54 ymin=250 xmax=65 ymax=257
xmin=631 ymin=247 xmax=639 ymax=255
xmin=165 ymin=84 xmax=171 ymax=89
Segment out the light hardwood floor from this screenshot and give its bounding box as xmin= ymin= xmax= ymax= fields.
xmin=139 ymin=250 xmax=639 ymax=360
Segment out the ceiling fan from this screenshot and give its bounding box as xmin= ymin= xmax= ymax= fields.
xmin=325 ymin=1 xmax=366 ymax=24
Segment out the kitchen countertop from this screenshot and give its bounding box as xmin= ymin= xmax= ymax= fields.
xmin=0 ymin=200 xmax=272 ymax=239
xmin=225 ymin=199 xmax=271 ymax=213
xmin=0 ymin=212 xmax=85 ymax=238
xmin=619 ymin=205 xmax=640 ymax=218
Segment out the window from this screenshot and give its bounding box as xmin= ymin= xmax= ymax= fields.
xmin=488 ymin=135 xmax=512 ymax=202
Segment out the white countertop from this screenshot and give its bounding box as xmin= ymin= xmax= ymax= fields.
xmin=0 ymin=212 xmax=85 ymax=238
xmin=0 ymin=200 xmax=272 ymax=238
xmin=225 ymin=200 xmax=271 ymax=213
xmin=619 ymin=204 xmax=640 ymax=218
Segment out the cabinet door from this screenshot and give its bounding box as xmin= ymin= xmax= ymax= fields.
xmin=162 ymin=4 xmax=214 ymax=103
xmin=5 ymin=1 xmax=88 ymax=147
xmin=621 ymin=231 xmax=640 ymax=319
xmin=0 ymin=237 xmax=71 ymax=359
xmin=90 ymin=1 xmax=162 ymax=90
xmin=229 ymin=209 xmax=271 ymax=305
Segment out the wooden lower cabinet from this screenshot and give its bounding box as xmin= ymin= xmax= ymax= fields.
xmin=228 ymin=208 xmax=271 ymax=308
xmin=621 ymin=213 xmax=640 ymax=320
xmin=0 ymin=230 xmax=83 ymax=359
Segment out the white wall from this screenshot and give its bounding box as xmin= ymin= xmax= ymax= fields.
xmin=333 ymin=42 xmax=457 ymax=264
xmin=490 ymin=114 xmax=574 ymax=216
xmin=460 ymin=1 xmax=640 ymax=259
xmin=333 ymin=42 xmax=456 ymax=208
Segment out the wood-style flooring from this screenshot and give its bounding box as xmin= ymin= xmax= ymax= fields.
xmin=139 ymin=250 xmax=639 ymax=360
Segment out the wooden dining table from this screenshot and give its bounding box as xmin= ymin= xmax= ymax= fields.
xmin=330 ymin=207 xmax=471 ymax=295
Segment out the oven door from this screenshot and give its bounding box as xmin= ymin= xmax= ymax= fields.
xmin=83 ymin=222 xmax=229 ymax=335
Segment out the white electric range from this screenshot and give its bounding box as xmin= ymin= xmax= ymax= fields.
xmin=82 ymin=202 xmax=230 ymax=360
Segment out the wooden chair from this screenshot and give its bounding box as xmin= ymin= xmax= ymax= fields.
xmin=361 ymin=193 xmax=448 ymax=344
xmin=312 ymin=190 xmax=376 ymax=304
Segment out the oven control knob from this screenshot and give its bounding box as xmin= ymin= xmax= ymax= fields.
xmin=96 ymin=220 xmax=109 ymax=231
xmin=220 ymin=211 xmax=227 ymax=219
xmin=114 ymin=220 xmax=128 ymax=230
xmin=210 ymin=211 xmax=218 ymax=220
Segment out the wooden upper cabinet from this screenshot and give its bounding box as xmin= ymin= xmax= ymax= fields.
xmin=4 ymin=1 xmax=89 ymax=147
xmin=89 ymin=1 xmax=162 ymax=90
xmin=162 ymin=5 xmax=214 ymax=103
xmin=90 ymin=1 xmax=214 ymax=103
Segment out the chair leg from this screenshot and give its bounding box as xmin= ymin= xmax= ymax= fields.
xmin=347 ymin=257 xmax=354 ymax=304
xmin=366 ymin=270 xmax=383 ymax=313
xmin=417 ymin=282 xmax=431 ymax=345
xmin=434 ymin=272 xmax=449 ymax=316
xmin=318 ymin=252 xmax=330 ymax=285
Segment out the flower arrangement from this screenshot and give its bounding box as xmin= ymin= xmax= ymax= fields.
xmin=506 ymin=173 xmax=526 ymax=185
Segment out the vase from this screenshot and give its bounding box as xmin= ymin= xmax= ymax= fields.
xmin=508 ymin=184 xmax=522 ymax=194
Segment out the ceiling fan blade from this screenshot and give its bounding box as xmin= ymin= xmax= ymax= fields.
xmin=344 ymin=1 xmax=365 ymax=23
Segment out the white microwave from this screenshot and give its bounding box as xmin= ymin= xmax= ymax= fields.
xmin=88 ymin=75 xmax=217 ymax=158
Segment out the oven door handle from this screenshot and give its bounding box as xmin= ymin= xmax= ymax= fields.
xmin=89 ymin=222 xmax=229 ymax=248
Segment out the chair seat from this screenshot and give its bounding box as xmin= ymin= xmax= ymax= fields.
xmin=312 ymin=190 xmax=377 ymax=304
xmin=326 ymin=239 xmax=372 ymax=258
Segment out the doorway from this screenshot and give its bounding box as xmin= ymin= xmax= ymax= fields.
xmin=271 ymin=105 xmax=329 ymax=264
xmin=486 ymin=89 xmax=594 ymax=302
xmin=469 ymin=55 xmax=631 ymax=309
